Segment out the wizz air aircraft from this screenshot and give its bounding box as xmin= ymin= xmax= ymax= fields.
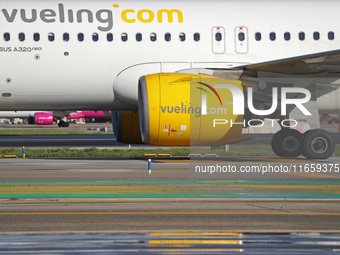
xmin=0 ymin=111 xmax=53 ymax=125
xmin=0 ymin=0 xmax=339 ymax=159
xmin=0 ymin=111 xmax=111 ymax=126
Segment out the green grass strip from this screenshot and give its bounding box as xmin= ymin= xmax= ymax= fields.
xmin=0 ymin=147 xmax=191 ymax=158
xmin=2 ymin=193 xmax=340 ymax=198
xmin=0 ymin=144 xmax=339 ymax=158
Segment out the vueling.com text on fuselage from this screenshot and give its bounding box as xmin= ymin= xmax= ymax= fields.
xmin=1 ymin=3 xmax=184 ymax=31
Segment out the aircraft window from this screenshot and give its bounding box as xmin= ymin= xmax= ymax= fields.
xmin=238 ymin=32 xmax=245 ymax=41
xmin=328 ymin=31 xmax=335 ymax=40
xmin=255 ymin=32 xmax=261 ymax=41
xmin=194 ymin=33 xmax=200 ymax=42
xmin=299 ymin=32 xmax=305 ymax=41
xmin=18 ymin=33 xmax=25 ymax=42
xmin=314 ymin=32 xmax=320 ymax=40
xmin=2 ymin=93 xmax=12 ymax=98
xmin=121 ymin=33 xmax=128 ymax=42
xmin=48 ymin=33 xmax=55 ymax=42
xmin=179 ymin=32 xmax=186 ymax=41
xmin=269 ymin=32 xmax=276 ymax=41
xmin=63 ymin=33 xmax=69 ymax=42
xmin=33 ymin=33 xmax=40 ymax=42
xmin=78 ymin=33 xmax=84 ymax=42
xmin=136 ymin=33 xmax=142 ymax=42
xmin=284 ymin=32 xmax=290 ymax=41
xmin=107 ymin=33 xmax=113 ymax=42
xmin=215 ymin=32 xmax=222 ymax=41
xmin=165 ymin=33 xmax=171 ymax=41
xmin=4 ymin=33 xmax=10 ymax=41
xmin=150 ymin=33 xmax=157 ymax=42
xmin=92 ymin=33 xmax=99 ymax=42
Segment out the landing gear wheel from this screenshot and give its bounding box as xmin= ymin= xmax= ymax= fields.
xmin=301 ymin=129 xmax=335 ymax=159
xmin=58 ymin=121 xmax=69 ymax=128
xmin=271 ymin=129 xmax=302 ymax=157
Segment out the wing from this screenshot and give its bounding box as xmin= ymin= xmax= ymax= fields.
xmin=240 ymin=49 xmax=340 ymax=75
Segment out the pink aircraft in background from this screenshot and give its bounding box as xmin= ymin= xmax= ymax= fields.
xmin=0 ymin=111 xmax=111 ymax=127
xmin=66 ymin=111 xmax=111 ymax=120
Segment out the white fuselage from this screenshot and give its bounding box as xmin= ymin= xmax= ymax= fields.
xmin=0 ymin=0 xmax=339 ymax=111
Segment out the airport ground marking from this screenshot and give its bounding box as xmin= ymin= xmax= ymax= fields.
xmin=1 ymin=211 xmax=340 ymax=216
xmin=149 ymin=232 xmax=242 ymax=236
xmin=1 ymin=193 xmax=340 ymax=198
xmin=1 ymin=180 xmax=340 ymax=185
xmin=1 ymin=181 xmax=339 ymax=199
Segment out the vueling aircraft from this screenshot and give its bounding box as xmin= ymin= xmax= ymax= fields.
xmin=0 ymin=0 xmax=339 ymax=159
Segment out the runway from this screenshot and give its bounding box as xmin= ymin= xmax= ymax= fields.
xmin=1 ymin=157 xmax=340 ymax=234
xmin=0 ymin=125 xmax=340 ymax=253
xmin=0 ymin=133 xmax=340 ymax=147
xmin=1 ymin=194 xmax=340 ymax=232
xmin=2 ymin=232 xmax=340 ymax=254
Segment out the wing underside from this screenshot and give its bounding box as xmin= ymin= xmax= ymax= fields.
xmin=239 ymin=49 xmax=340 ymax=75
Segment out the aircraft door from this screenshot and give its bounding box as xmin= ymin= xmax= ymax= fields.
xmin=212 ymin=26 xmax=225 ymax=54
xmin=235 ymin=26 xmax=248 ymax=54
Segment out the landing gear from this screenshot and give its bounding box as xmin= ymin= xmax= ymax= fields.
xmin=301 ymin=129 xmax=335 ymax=159
xmin=58 ymin=121 xmax=69 ymax=128
xmin=271 ymin=129 xmax=302 ymax=157
xmin=271 ymin=129 xmax=335 ymax=159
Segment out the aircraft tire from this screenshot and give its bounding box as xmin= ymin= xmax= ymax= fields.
xmin=301 ymin=129 xmax=335 ymax=159
xmin=271 ymin=129 xmax=302 ymax=157
xmin=58 ymin=121 xmax=69 ymax=128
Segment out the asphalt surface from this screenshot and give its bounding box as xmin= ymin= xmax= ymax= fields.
xmin=0 ymin=123 xmax=339 ymax=148
xmin=1 ymin=158 xmax=340 ymax=233
xmin=0 ymin=133 xmax=339 ymax=148
xmin=2 ymin=232 xmax=340 ymax=254
xmin=0 ymin=123 xmax=340 ymax=254
xmin=2 ymin=198 xmax=340 ymax=233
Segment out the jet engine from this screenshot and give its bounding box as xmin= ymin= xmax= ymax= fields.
xmin=33 ymin=112 xmax=53 ymax=125
xmin=113 ymin=111 xmax=143 ymax=144
xmin=137 ymin=73 xmax=250 ymax=146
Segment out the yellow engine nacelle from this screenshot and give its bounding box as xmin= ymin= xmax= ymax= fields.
xmin=138 ymin=73 xmax=250 ymax=146
xmin=116 ymin=111 xmax=143 ymax=144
